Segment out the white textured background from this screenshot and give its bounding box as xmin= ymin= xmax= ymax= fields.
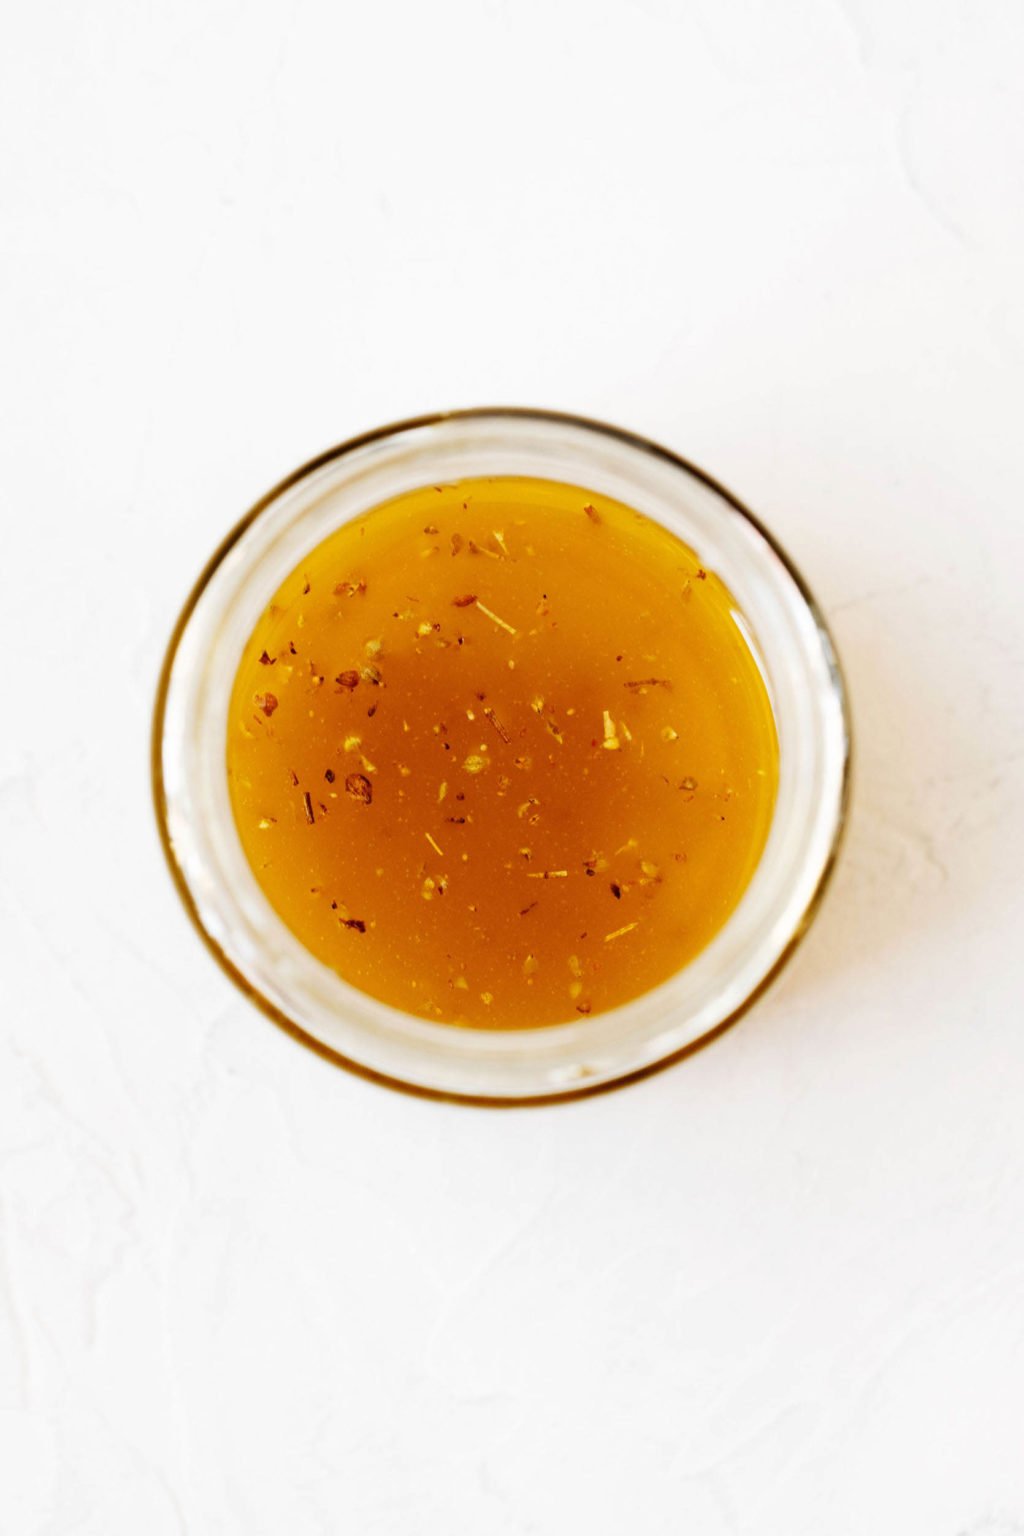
xmin=3 ymin=1 xmax=1024 ymax=1531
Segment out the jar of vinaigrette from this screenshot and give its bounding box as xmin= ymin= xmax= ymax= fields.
xmin=154 ymin=410 xmax=850 ymax=1100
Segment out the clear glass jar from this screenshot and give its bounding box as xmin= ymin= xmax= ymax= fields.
xmin=153 ymin=409 xmax=851 ymax=1101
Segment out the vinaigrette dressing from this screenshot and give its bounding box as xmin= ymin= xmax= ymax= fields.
xmin=226 ymin=477 xmax=778 ymax=1027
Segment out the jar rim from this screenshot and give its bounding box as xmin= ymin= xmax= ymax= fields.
xmin=152 ymin=407 xmax=852 ymax=1103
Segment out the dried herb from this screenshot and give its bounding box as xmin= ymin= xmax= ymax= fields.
xmin=483 ymin=706 xmax=511 ymax=744
xmin=345 ymin=772 xmax=373 ymax=805
xmin=475 ymin=600 xmax=517 ymax=635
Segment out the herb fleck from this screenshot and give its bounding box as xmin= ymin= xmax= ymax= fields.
xmin=624 ymin=678 xmax=672 ymax=692
xmin=345 ymin=772 xmax=373 ymax=805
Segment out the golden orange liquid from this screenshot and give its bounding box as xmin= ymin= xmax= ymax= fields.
xmin=227 ymin=477 xmax=778 ymax=1027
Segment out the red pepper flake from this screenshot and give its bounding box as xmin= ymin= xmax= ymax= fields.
xmin=624 ymin=678 xmax=672 ymax=692
xmin=696 ymin=568 xmax=707 ymax=580
xmin=340 ymin=917 xmax=366 ymax=932
xmin=583 ymin=503 xmax=601 ymax=524
xmin=334 ymin=579 xmax=367 ymax=598
xmin=324 ymin=768 xmax=335 ymax=783
xmin=367 ymin=703 xmax=378 ymax=718
xmin=452 ymin=593 xmax=477 ymax=607
xmin=575 ymin=1001 xmax=593 ymax=1015
xmin=444 ymin=815 xmax=467 ymax=825
xmin=254 ymin=692 xmax=278 ymax=716
xmin=345 ymin=772 xmax=373 ymax=805
xmin=302 ymin=791 xmax=315 ymax=824
xmin=335 ymin=669 xmax=360 ymax=690
xmin=288 ymin=768 xmax=299 ymax=787
xmin=288 ymin=641 xmax=297 ymax=656
xmin=302 ymin=577 xmax=311 ymax=595
xmin=610 ymin=882 xmax=622 ymax=899
xmin=258 ymin=650 xmax=276 ymax=665
xmin=450 ymin=533 xmax=464 ymax=556
xmin=519 ymin=900 xmax=539 ymax=916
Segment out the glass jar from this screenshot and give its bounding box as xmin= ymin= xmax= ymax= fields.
xmin=153 ymin=409 xmax=851 ymax=1101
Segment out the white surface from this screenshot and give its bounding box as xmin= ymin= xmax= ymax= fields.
xmin=2 ymin=0 xmax=1023 ymax=1530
